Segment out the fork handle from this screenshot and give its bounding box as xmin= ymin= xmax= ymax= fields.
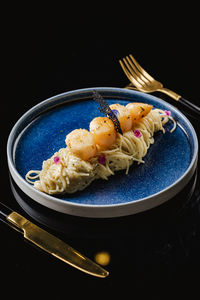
xmin=157 ymin=87 xmax=181 ymax=101
xmin=157 ymin=87 xmax=200 ymax=116
xmin=126 ymin=84 xmax=200 ymax=116
xmin=179 ymin=97 xmax=200 ymax=115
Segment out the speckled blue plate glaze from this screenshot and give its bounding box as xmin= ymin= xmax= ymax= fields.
xmin=7 ymin=88 xmax=198 ymax=218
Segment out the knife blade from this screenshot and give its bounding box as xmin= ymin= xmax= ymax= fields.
xmin=0 ymin=202 xmax=109 ymax=278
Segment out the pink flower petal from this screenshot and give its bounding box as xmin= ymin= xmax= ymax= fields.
xmin=134 ymin=129 xmax=142 ymax=138
xmin=98 ymin=154 xmax=106 ymax=165
xmin=54 ymin=156 xmax=61 ymax=164
xmin=164 ymin=110 xmax=171 ymax=116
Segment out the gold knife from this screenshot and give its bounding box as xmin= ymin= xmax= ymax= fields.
xmin=0 ymin=202 xmax=109 ymax=278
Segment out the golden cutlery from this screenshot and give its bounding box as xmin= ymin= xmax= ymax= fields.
xmin=119 ymin=54 xmax=200 ymax=115
xmin=0 ymin=201 xmax=109 ymax=278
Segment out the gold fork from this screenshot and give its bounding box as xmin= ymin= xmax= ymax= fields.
xmin=119 ymin=54 xmax=200 ymax=115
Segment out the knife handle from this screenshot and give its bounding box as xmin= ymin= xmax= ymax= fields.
xmin=0 ymin=203 xmax=24 ymax=233
xmin=0 ymin=202 xmax=13 ymax=218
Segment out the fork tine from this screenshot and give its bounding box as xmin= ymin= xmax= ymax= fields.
xmin=123 ymin=57 xmax=146 ymax=87
xmin=119 ymin=59 xmax=144 ymax=89
xmin=126 ymin=56 xmax=149 ymax=84
xmin=122 ymin=58 xmax=146 ymax=88
xmin=129 ymin=54 xmax=155 ymax=82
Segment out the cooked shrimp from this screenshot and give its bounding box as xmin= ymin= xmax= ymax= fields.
xmin=65 ymin=129 xmax=97 ymax=161
xmin=109 ymin=103 xmax=132 ymax=133
xmin=89 ymin=117 xmax=116 ymax=150
xmin=126 ymin=102 xmax=153 ymax=122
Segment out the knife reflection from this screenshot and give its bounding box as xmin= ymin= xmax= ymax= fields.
xmin=0 ymin=201 xmax=109 ymax=278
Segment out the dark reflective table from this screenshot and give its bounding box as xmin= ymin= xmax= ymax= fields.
xmin=2 ymin=33 xmax=200 ymax=297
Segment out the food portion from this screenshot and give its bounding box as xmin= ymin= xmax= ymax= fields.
xmin=126 ymin=102 xmax=153 ymax=122
xmin=89 ymin=117 xmax=117 ymax=151
xmin=26 ymin=98 xmax=176 ymax=195
xmin=109 ymin=103 xmax=132 ymax=132
xmin=65 ymin=129 xmax=97 ymax=161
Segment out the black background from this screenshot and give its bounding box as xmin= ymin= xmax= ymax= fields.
xmin=2 ymin=8 xmax=200 ymax=298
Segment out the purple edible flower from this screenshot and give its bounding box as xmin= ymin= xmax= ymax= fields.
xmin=164 ymin=110 xmax=171 ymax=116
xmin=54 ymin=156 xmax=61 ymax=164
xmin=111 ymin=109 xmax=120 ymax=117
xmin=98 ymin=154 xmax=106 ymax=165
xmin=134 ymin=129 xmax=142 ymax=138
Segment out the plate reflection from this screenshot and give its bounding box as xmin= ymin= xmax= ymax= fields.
xmin=9 ymin=170 xmax=200 ymax=280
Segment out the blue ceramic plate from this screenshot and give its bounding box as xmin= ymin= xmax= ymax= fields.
xmin=7 ymin=88 xmax=198 ymax=218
